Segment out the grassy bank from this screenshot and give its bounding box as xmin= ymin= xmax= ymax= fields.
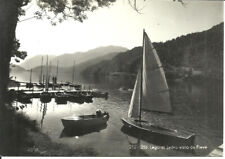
xmin=0 ymin=104 xmax=98 ymax=156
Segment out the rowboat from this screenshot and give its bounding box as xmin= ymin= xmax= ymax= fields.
xmin=61 ymin=110 xmax=109 ymax=129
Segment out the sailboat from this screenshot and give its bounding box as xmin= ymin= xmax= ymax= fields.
xmin=26 ymin=69 xmax=33 ymax=89
xmin=121 ymin=30 xmax=195 ymax=146
xmin=37 ymin=56 xmax=44 ymax=88
xmin=69 ymin=60 xmax=81 ymax=90
xmin=40 ymin=55 xmax=52 ymax=103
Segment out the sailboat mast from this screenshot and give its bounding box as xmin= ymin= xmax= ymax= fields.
xmin=40 ymin=56 xmax=43 ymax=83
xmin=139 ymin=29 xmax=145 ymax=122
xmin=49 ymin=61 xmax=52 ymax=84
xmin=72 ymin=61 xmax=74 ymax=84
xmin=45 ymin=55 xmax=49 ymax=91
xmin=74 ymin=60 xmax=76 ymax=83
xmin=29 ymin=69 xmax=32 ymax=83
xmin=56 ymin=60 xmax=59 ymax=78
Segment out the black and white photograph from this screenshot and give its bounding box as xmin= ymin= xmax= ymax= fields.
xmin=0 ymin=0 xmax=223 ymax=157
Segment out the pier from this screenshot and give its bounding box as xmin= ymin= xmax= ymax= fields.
xmin=8 ymin=81 xmax=108 ymax=104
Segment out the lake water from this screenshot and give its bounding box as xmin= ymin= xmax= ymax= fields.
xmin=10 ymin=71 xmax=223 ymax=156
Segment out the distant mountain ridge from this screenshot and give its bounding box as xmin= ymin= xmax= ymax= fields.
xmin=10 ymin=65 xmax=26 ymax=72
xmin=82 ymin=22 xmax=224 ymax=79
xmin=19 ymin=55 xmax=56 ymax=70
xmin=51 ymin=45 xmax=127 ymax=68
xmin=19 ymin=45 xmax=128 ymax=70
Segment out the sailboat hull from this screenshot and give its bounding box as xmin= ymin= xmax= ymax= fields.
xmin=121 ymin=118 xmax=195 ymax=147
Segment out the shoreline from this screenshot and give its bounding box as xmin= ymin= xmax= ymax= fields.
xmin=0 ymin=108 xmax=98 ymax=156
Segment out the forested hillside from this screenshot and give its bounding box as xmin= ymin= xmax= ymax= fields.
xmin=82 ymin=23 xmax=223 ymax=79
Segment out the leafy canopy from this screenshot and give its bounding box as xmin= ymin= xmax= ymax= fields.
xmin=34 ymin=0 xmax=116 ymax=24
xmin=11 ymin=39 xmax=27 ymax=63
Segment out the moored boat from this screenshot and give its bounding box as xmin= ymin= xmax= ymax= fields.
xmin=92 ymin=91 xmax=108 ymax=99
xmin=16 ymin=92 xmax=32 ymax=104
xmin=82 ymin=91 xmax=93 ymax=103
xmin=67 ymin=92 xmax=85 ymax=104
xmin=40 ymin=55 xmax=52 ymax=103
xmin=61 ymin=109 xmax=109 ymax=130
xmin=26 ymin=83 xmax=33 ymax=89
xmin=55 ymin=92 xmax=68 ymax=104
xmin=40 ymin=92 xmax=51 ymax=103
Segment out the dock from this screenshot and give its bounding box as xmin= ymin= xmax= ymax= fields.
xmin=9 ymin=88 xmax=108 ymax=104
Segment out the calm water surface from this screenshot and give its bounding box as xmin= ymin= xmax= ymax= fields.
xmin=11 ymin=71 xmax=223 ymax=156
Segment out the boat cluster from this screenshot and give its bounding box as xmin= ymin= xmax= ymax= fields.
xmin=8 ymin=88 xmax=108 ymax=105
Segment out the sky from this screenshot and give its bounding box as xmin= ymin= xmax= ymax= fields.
xmin=16 ymin=0 xmax=224 ymax=58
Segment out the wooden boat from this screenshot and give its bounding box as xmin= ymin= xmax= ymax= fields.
xmin=36 ymin=83 xmax=44 ymax=88
xmin=67 ymin=92 xmax=85 ymax=104
xmin=121 ymin=30 xmax=195 ymax=146
xmin=26 ymin=82 xmax=33 ymax=89
xmin=81 ymin=91 xmax=93 ymax=103
xmin=69 ymin=83 xmax=82 ymax=90
xmin=55 ymin=92 xmax=68 ymax=104
xmin=92 ymin=91 xmax=108 ymax=99
xmin=61 ymin=110 xmax=109 ymax=129
xmin=16 ymin=91 xmax=32 ymax=104
xmin=40 ymin=92 xmax=51 ymax=103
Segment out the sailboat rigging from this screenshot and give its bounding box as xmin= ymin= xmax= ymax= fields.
xmin=39 ymin=56 xmax=43 ymax=84
xmin=56 ymin=60 xmax=59 ymax=82
xmin=26 ymin=69 xmax=33 ymax=89
xmin=122 ymin=30 xmax=195 ymax=145
xmin=40 ymin=55 xmax=52 ymax=103
xmin=45 ymin=55 xmax=49 ymax=92
xmin=73 ymin=61 xmax=75 ymax=84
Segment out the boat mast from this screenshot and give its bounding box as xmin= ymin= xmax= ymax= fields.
xmin=29 ymin=69 xmax=32 ymax=84
xmin=45 ymin=55 xmax=49 ymax=92
xmin=56 ymin=60 xmax=59 ymax=90
xmin=74 ymin=60 xmax=76 ymax=83
xmin=40 ymin=56 xmax=43 ymax=83
xmin=72 ymin=61 xmax=75 ymax=84
xmin=139 ymin=29 xmax=145 ymax=122
xmin=56 ymin=60 xmax=59 ymax=79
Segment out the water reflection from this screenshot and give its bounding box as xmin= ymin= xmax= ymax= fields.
xmin=60 ymin=124 xmax=107 ymax=138
xmin=40 ymin=103 xmax=47 ymax=128
xmin=121 ymin=126 xmax=195 ymax=154
xmin=124 ymin=129 xmax=149 ymax=156
xmin=10 ymin=71 xmax=223 ymax=156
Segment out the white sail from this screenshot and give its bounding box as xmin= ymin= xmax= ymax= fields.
xmin=128 ymin=71 xmax=141 ymax=118
xmin=142 ymin=32 xmax=172 ymax=113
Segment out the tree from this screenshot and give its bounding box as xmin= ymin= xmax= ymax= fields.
xmin=0 ymin=0 xmax=116 ymax=111
xmin=0 ymin=0 xmax=180 ymax=110
xmin=11 ymin=38 xmax=27 ymax=63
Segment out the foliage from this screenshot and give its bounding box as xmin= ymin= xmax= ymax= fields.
xmin=11 ymin=39 xmax=27 ymax=63
xmin=34 ymin=0 xmax=116 ymax=24
xmin=82 ymin=22 xmax=224 ymax=78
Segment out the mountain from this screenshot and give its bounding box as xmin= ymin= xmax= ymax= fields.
xmin=82 ymin=23 xmax=223 ymax=79
xmin=50 ymin=45 xmax=128 ymax=68
xmin=10 ymin=65 xmax=26 ymax=72
xmin=19 ymin=55 xmax=56 ymax=70
xmin=82 ymin=47 xmax=142 ymax=76
xmin=20 ymin=46 xmax=128 ymax=71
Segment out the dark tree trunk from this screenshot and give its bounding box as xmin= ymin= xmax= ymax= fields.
xmin=0 ymin=1 xmax=20 ymax=155
xmin=0 ymin=0 xmax=18 ymax=111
